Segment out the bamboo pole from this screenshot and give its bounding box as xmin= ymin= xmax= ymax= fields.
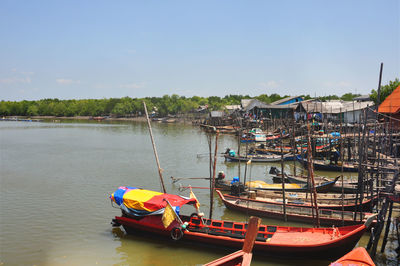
xmin=307 ymin=117 xmax=319 ymax=227
xmin=209 ymin=131 xmax=219 ymax=219
xmin=280 ymin=128 xmax=287 ymax=222
xmin=143 ymin=101 xmax=166 ymax=193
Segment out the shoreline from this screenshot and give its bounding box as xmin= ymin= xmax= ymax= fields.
xmin=1 ymin=115 xmax=196 ymax=124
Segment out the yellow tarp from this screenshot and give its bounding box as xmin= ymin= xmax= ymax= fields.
xmin=246 ymin=180 xmax=301 ymax=189
xmin=123 ymin=189 xmax=163 ymax=212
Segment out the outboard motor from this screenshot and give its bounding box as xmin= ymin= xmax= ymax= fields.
xmin=230 ymin=181 xmax=245 ymax=196
xmin=269 ymin=166 xmax=280 ymax=175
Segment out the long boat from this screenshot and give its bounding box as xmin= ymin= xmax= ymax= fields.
xmin=296 ymin=155 xmax=359 ymax=172
xmin=224 ymin=153 xmax=293 ymax=163
xmin=110 ymin=186 xmax=375 ymax=260
xmin=246 ymin=176 xmax=340 ymax=193
xmin=254 ymin=143 xmax=331 ymax=155
xmin=224 ymin=189 xmax=374 ymax=212
xmin=216 ymin=190 xmax=375 ymax=227
xmin=270 ymin=170 xmax=361 ymax=194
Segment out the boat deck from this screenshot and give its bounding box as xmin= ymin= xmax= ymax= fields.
xmin=268 ymin=230 xmax=334 ymax=245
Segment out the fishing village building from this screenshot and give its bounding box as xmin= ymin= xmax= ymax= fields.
xmin=295 ymin=99 xmax=375 ymax=123
xmin=241 ymin=96 xmax=304 ymax=119
xmin=378 ymin=85 xmax=400 ymax=127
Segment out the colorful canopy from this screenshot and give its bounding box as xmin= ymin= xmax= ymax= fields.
xmin=110 ymin=186 xmax=197 ymax=217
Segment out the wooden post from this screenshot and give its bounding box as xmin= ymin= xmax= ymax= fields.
xmin=143 ymin=102 xmax=166 ymax=193
xmin=340 ymin=107 xmax=345 ymax=226
xmin=292 ymin=113 xmax=296 ymax=176
xmin=280 ymin=129 xmax=287 ymax=222
xmin=209 ymin=131 xmax=219 ymax=219
xmin=376 ymin=62 xmax=383 ymax=111
xmin=307 ymin=118 xmax=319 ymax=227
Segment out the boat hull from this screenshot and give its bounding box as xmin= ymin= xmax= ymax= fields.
xmin=296 ymin=155 xmax=358 ymax=172
xmin=114 ymin=214 xmax=367 ymax=260
xmin=218 ymin=191 xmax=371 ymax=227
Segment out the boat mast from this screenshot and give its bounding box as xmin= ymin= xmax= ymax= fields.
xmin=143 ymin=101 xmax=167 ymax=193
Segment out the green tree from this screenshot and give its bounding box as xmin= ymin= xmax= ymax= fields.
xmin=340 ymin=93 xmax=361 ymax=101
xmin=27 ymin=105 xmax=39 ymax=116
xmin=370 ymin=78 xmax=400 ymax=104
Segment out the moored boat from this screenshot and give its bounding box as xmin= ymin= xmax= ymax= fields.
xmin=246 ymin=176 xmax=340 ymax=193
xmin=110 ymin=186 xmax=376 ymax=260
xmin=249 ymin=189 xmax=375 ymax=212
xmin=217 ymin=190 xmax=375 ymax=227
xmin=224 ymin=153 xmax=293 ymax=163
xmin=296 ymin=155 xmax=359 ymax=172
xmin=269 ymin=168 xmax=362 ymax=194
xmin=330 ymin=247 xmax=375 ymax=266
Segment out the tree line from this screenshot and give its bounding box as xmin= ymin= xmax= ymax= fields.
xmin=1 ymin=79 xmax=398 ymax=117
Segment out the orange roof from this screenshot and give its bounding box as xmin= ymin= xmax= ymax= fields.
xmin=378 ymin=85 xmax=400 ymax=114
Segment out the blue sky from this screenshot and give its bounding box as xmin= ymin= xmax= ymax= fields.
xmin=1 ymin=0 xmax=399 ymax=101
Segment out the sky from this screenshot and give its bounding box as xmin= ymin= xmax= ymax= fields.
xmin=0 ymin=0 xmax=399 ymax=101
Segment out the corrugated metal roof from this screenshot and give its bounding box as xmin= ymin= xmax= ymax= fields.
xmin=244 ymin=99 xmax=269 ymax=111
xmin=271 ymin=96 xmax=302 ymax=105
xmin=300 ymin=100 xmax=374 ymax=113
xmin=210 ymin=111 xmax=225 ymax=117
xmin=225 ymin=105 xmax=241 ymax=110
xmin=241 ymin=99 xmax=253 ymax=109
xmin=378 ymin=85 xmax=400 ymax=114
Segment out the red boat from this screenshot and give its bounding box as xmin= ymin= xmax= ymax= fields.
xmin=110 ymin=187 xmax=376 ymax=260
xmin=330 ymin=247 xmax=375 ymax=266
xmin=204 ymin=216 xmax=260 ymax=266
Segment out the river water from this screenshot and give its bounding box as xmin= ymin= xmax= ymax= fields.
xmin=0 ymin=120 xmax=385 ymax=265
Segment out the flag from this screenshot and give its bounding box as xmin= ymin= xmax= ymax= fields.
xmin=189 ymin=189 xmax=200 ymax=210
xmin=162 ymin=202 xmax=177 ymax=228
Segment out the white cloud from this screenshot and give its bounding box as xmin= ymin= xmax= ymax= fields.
xmin=120 ymin=82 xmax=144 ymax=89
xmin=21 ymin=71 xmax=34 ymax=76
xmin=56 ymin=78 xmax=80 ymax=85
xmin=0 ymin=77 xmax=31 ymax=84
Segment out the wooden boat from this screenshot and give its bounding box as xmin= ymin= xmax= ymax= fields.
xmin=296 ymin=155 xmax=359 ymax=172
xmin=240 ymin=128 xmax=267 ymax=142
xmin=246 ymin=176 xmax=340 ymax=193
xmin=330 ymin=247 xmax=375 ymax=266
xmin=224 ymin=153 xmax=293 ymax=163
xmin=204 ymin=216 xmax=260 ymax=266
xmin=265 ymin=132 xmax=290 ymax=141
xmin=269 ymin=169 xmax=360 ymax=194
xmin=217 ymin=190 xmax=375 ymax=227
xmin=254 ymin=143 xmax=331 ymax=155
xmin=225 ymin=189 xmax=374 ymax=212
xmin=110 ymin=187 xmax=376 ymax=260
xmin=215 ymin=179 xmax=247 ymax=192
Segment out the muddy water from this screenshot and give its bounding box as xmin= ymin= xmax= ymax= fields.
xmin=0 ymin=121 xmax=391 ymax=265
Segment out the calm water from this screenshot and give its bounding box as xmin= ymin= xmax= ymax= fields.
xmin=0 ymin=121 xmax=378 ymax=265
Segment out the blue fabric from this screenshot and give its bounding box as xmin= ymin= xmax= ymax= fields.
xmin=113 ymin=186 xmax=138 ymax=206
xmin=231 ymin=177 xmax=240 ymax=184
